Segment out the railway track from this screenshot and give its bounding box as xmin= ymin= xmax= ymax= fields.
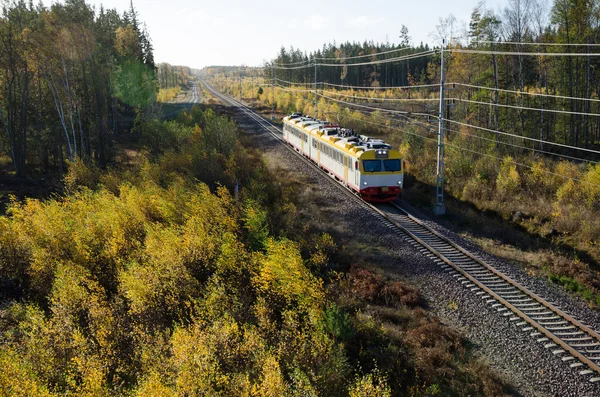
xmin=201 ymin=80 xmax=600 ymax=383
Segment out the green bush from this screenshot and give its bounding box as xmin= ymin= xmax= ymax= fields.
xmin=242 ymin=199 xmax=269 ymax=251
xmin=324 ymin=304 xmax=355 ymax=340
xmin=137 ymin=120 xmax=193 ymax=155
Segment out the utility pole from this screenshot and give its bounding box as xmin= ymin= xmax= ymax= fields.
xmin=314 ymin=59 xmax=318 ymax=119
xmin=271 ymin=63 xmax=275 ymax=120
xmin=239 ymin=67 xmax=242 ymax=101
xmin=434 ymin=39 xmax=447 ymax=216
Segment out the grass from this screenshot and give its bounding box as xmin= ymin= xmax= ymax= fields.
xmin=547 ymin=273 xmax=600 ymax=307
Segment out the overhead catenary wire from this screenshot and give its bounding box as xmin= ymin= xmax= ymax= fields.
xmin=450 ymin=82 xmax=600 ymax=103
xmin=273 ymin=59 xmax=312 ymax=67
xmin=271 ymin=45 xmax=419 ymax=66
xmin=271 ymin=50 xmax=436 ymax=70
xmin=454 ymin=97 xmax=600 ymax=117
xmin=431 ymin=119 xmax=600 ymax=164
xmin=448 ymin=48 xmax=600 ymax=57
xmin=272 ymin=62 xmax=315 ymax=70
xmin=471 ymin=40 xmax=600 ymax=47
xmin=316 ymin=46 xmax=413 ymax=61
xmin=318 ymin=92 xmax=438 ymax=119
xmin=275 ymin=78 xmax=314 ymax=86
xmin=446 ymin=119 xmax=600 ymax=156
xmin=323 ymin=82 xmax=441 ymax=90
xmin=316 ymin=50 xmax=436 ymax=67
xmin=321 ymin=89 xmax=441 ymax=103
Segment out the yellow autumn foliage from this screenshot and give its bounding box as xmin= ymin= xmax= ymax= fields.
xmin=0 ymin=348 xmax=53 ymax=397
xmin=253 ymin=238 xmax=324 ymax=313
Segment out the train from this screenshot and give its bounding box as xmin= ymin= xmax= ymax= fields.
xmin=282 ymin=113 xmax=404 ymax=202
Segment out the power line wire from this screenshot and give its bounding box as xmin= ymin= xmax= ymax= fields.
xmin=449 ymin=48 xmax=600 ymax=57
xmin=439 ymin=121 xmax=600 ymax=165
xmin=273 ymin=59 xmax=312 ymax=66
xmin=273 ymin=63 xmax=314 ymax=70
xmin=321 ymin=89 xmax=441 ymax=103
xmin=446 ymin=119 xmax=600 ymax=155
xmin=317 ymin=50 xmax=436 ymax=67
xmin=450 ymin=82 xmax=600 ymax=103
xmin=472 ymin=40 xmax=600 ymax=47
xmin=271 ymin=46 xmax=417 ymax=66
xmin=275 ymin=78 xmax=313 ymax=86
xmin=318 ymin=93 xmax=437 ymax=119
xmin=275 ymin=83 xmax=315 ymax=93
xmin=323 ymin=82 xmax=441 ymax=90
xmin=454 ymin=97 xmax=600 ymax=117
xmin=316 ymin=46 xmax=413 ymax=61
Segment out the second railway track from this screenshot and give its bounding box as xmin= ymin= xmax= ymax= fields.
xmin=201 ymin=80 xmax=600 ymax=383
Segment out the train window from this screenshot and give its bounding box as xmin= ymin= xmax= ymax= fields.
xmin=383 ymin=159 xmax=401 ymax=172
xmin=363 ymin=160 xmax=382 ymax=172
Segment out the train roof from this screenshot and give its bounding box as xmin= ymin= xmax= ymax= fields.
xmin=284 ymin=113 xmax=395 ymax=155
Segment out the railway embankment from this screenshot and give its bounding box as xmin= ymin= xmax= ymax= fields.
xmin=210 ymin=86 xmax=600 ymax=397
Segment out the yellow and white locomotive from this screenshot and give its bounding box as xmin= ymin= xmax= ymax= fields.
xmin=282 ymin=113 xmax=404 ymax=202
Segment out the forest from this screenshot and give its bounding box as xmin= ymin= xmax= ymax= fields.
xmin=0 ymin=0 xmax=157 ymax=177
xmin=0 ymin=0 xmax=518 ymax=395
xmin=206 ymin=0 xmax=600 ymax=309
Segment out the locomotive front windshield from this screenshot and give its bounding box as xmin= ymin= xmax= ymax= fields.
xmin=363 ymin=159 xmax=402 ymax=173
xmin=363 ymin=160 xmax=382 ymax=172
xmin=383 ymin=159 xmax=401 ymax=172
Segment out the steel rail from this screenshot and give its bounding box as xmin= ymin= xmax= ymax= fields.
xmin=201 ymin=80 xmax=600 ymax=382
xmin=386 ymin=202 xmax=600 ymax=380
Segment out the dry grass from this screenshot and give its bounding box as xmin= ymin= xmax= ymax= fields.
xmin=328 ymin=265 xmax=515 ymax=397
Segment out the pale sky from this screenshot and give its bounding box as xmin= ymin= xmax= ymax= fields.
xmin=43 ymin=0 xmax=513 ymax=68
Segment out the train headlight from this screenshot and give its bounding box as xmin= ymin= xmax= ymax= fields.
xmin=363 ymin=182 xmax=368 ymax=186
xmin=397 ymin=181 xmax=402 ymax=185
